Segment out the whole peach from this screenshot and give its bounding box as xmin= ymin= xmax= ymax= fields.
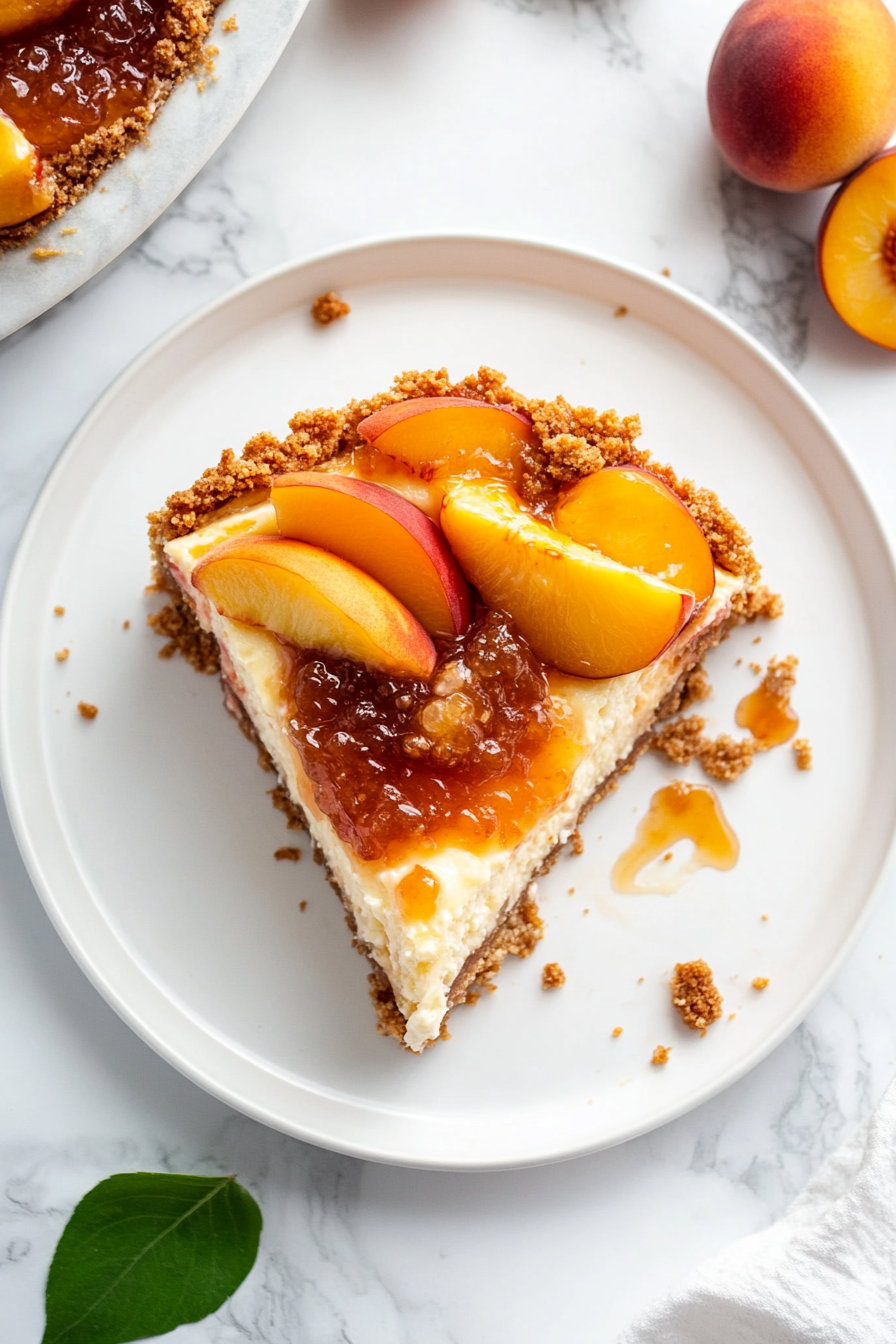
xmin=708 ymin=0 xmax=896 ymax=192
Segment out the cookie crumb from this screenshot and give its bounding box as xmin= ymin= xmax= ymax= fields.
xmin=567 ymin=887 xmax=575 ymax=895
xmin=611 ymin=1026 xmax=623 ymax=1037
xmin=651 ymin=1045 xmax=671 ymax=1066
xmin=793 ymin=737 xmax=813 ymax=770
xmin=32 ymin=248 xmax=65 ymax=260
xmin=77 ymin=701 xmax=98 ymax=720
xmin=752 ymin=636 xmax=762 ymax=644
xmin=661 ymin=267 xmax=671 ymax=277
xmin=312 ymin=291 xmax=351 ymax=325
xmin=60 ymin=227 xmax=78 ymax=236
xmin=54 ymin=605 xmax=65 ymax=615
xmin=671 ymin=959 xmax=723 ymax=1035
xmin=542 ymin=962 xmax=566 ymax=989
xmin=274 ymin=847 xmax=302 ymax=862
xmin=222 ymin=13 xmax=238 ymax=30
xmin=55 ymin=648 xmax=70 ymax=663
xmin=728 ymin=1012 xmax=737 ymax=1020
xmin=123 ymin=620 xmax=130 ymax=630
xmin=614 ymin=305 xmax=628 ymax=318
xmin=761 ymin=913 xmax=769 ymax=921
xmin=638 ymin=976 xmax=645 ymax=984
xmin=570 ymin=828 xmax=584 ymax=855
xmin=299 ymin=899 xmax=307 ymax=911
xmin=752 ymin=976 xmax=770 ymax=990
xmin=749 ymin=661 xmax=762 ymax=675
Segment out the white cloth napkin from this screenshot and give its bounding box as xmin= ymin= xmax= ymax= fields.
xmin=617 ymin=1079 xmax=896 ymax=1344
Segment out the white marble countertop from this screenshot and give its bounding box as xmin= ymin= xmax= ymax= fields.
xmin=3 ymin=0 xmax=896 ymax=1337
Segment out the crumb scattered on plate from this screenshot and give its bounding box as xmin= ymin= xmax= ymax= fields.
xmin=54 ymin=605 xmax=65 ymax=616
xmin=222 ymin=13 xmax=238 ymax=30
xmin=312 ymin=291 xmax=351 ymax=325
xmin=123 ymin=620 xmax=131 ymax=630
xmin=793 ymin=737 xmax=813 ymax=770
xmin=542 ymin=962 xmax=566 ymax=989
xmin=614 ymin=305 xmax=628 ymax=318
xmin=274 ymin=847 xmax=302 ymax=862
xmin=299 ymin=899 xmax=307 ymax=912
xmin=77 ymin=701 xmax=98 ymax=720
xmin=651 ymin=1045 xmax=671 ymax=1066
xmin=752 ymin=976 xmax=770 ymax=990
xmin=611 ymin=1026 xmax=623 ymax=1037
xmin=55 ymin=648 xmax=70 ymax=663
xmin=671 ymin=960 xmax=723 ymax=1036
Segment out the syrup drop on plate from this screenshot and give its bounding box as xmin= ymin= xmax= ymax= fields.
xmin=611 ymin=781 xmax=738 ymax=895
xmin=735 ymin=682 xmax=799 ymax=748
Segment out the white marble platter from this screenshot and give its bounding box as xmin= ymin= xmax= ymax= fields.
xmin=3 ymin=234 xmax=895 ymax=1170
xmin=0 ymin=0 xmax=310 ymax=341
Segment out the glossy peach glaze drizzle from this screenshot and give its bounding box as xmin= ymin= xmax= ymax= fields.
xmin=611 ymin=781 xmax=739 ymax=895
xmin=287 ymin=611 xmax=583 ymax=866
xmin=397 ymin=866 xmax=441 ymax=921
xmin=735 ymin=682 xmax=799 ymax=748
xmin=0 ymin=0 xmax=167 ymax=157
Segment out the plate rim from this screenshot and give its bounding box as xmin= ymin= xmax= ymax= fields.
xmin=3 ymin=230 xmax=896 ymax=1169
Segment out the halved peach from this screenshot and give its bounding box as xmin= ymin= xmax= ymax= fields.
xmin=271 ymin=472 xmax=471 ymax=639
xmin=441 ymin=479 xmax=694 ymax=679
xmin=553 ymin=466 xmax=715 ymax=603
xmin=817 ymin=148 xmax=896 ymax=349
xmin=0 ymin=111 xmax=53 ymax=228
xmin=357 ymin=397 xmax=534 ymax=485
xmin=192 ymin=536 xmax=436 ymax=680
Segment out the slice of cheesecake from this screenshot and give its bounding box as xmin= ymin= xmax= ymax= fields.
xmin=149 ymin=367 xmax=770 ymax=1052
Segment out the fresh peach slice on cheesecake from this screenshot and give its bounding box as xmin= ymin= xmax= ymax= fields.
xmin=553 ymin=466 xmax=715 ymax=603
xmin=192 ymin=536 xmax=436 ymax=680
xmin=357 ymin=398 xmax=535 ymax=485
xmin=0 ymin=111 xmax=53 ymax=228
xmin=441 ymin=479 xmax=694 ymax=679
xmin=271 ymin=472 xmax=471 ymax=639
xmin=0 ymin=0 xmax=82 ymax=36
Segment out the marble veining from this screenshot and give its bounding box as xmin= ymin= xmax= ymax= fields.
xmin=3 ymin=0 xmax=896 ymax=1338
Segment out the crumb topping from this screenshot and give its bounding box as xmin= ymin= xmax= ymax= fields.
xmin=671 ymin=959 xmax=723 ymax=1035
xmin=147 ymin=367 xmax=761 ymax=591
xmin=793 ymin=737 xmax=813 ymax=770
xmin=542 ymin=962 xmax=566 ymax=989
xmin=311 ymin=291 xmax=351 ymax=325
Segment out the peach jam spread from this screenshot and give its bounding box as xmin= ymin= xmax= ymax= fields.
xmin=289 ymin=611 xmax=581 ymax=864
xmin=0 ymin=0 xmax=165 ymax=157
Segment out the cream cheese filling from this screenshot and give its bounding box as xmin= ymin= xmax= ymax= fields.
xmin=165 ymin=502 xmax=745 ymax=1051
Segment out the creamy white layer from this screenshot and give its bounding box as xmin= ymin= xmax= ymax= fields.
xmin=165 ymin=502 xmax=745 ymax=1051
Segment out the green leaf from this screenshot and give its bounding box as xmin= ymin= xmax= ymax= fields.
xmin=41 ymin=1172 xmax=262 ymax=1344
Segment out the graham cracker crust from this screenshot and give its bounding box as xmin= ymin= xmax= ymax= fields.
xmin=0 ymin=0 xmax=221 ymax=249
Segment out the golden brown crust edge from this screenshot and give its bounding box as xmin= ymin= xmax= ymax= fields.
xmin=147 ymin=366 xmax=761 ymax=589
xmin=0 ymin=0 xmax=222 ymax=250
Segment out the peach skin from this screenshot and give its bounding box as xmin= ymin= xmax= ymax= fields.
xmin=441 ymin=479 xmax=694 ymax=679
xmin=192 ymin=536 xmax=437 ymax=680
xmin=708 ymin=0 xmax=896 ymax=192
xmin=271 ymin=472 xmax=472 ymax=639
xmin=818 ymin=148 xmax=896 ymax=349
xmin=358 ymin=397 xmax=535 ymax=485
xmin=0 ymin=110 xmax=53 ymax=227
xmin=553 ymin=467 xmax=715 ymax=603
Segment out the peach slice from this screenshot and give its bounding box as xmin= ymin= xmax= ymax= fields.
xmin=553 ymin=467 xmax=715 ymax=603
xmin=817 ymin=148 xmax=896 ymax=349
xmin=357 ymin=397 xmax=534 ymax=485
xmin=0 ymin=111 xmax=53 ymax=228
xmin=271 ymin=472 xmax=471 ymax=639
xmin=441 ymin=479 xmax=694 ymax=679
xmin=0 ymin=0 xmax=82 ymax=37
xmin=192 ymin=536 xmax=436 ymax=680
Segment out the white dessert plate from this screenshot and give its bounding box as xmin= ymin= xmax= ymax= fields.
xmin=0 ymin=0 xmax=310 ymax=341
xmin=3 ymin=235 xmax=896 ymax=1170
